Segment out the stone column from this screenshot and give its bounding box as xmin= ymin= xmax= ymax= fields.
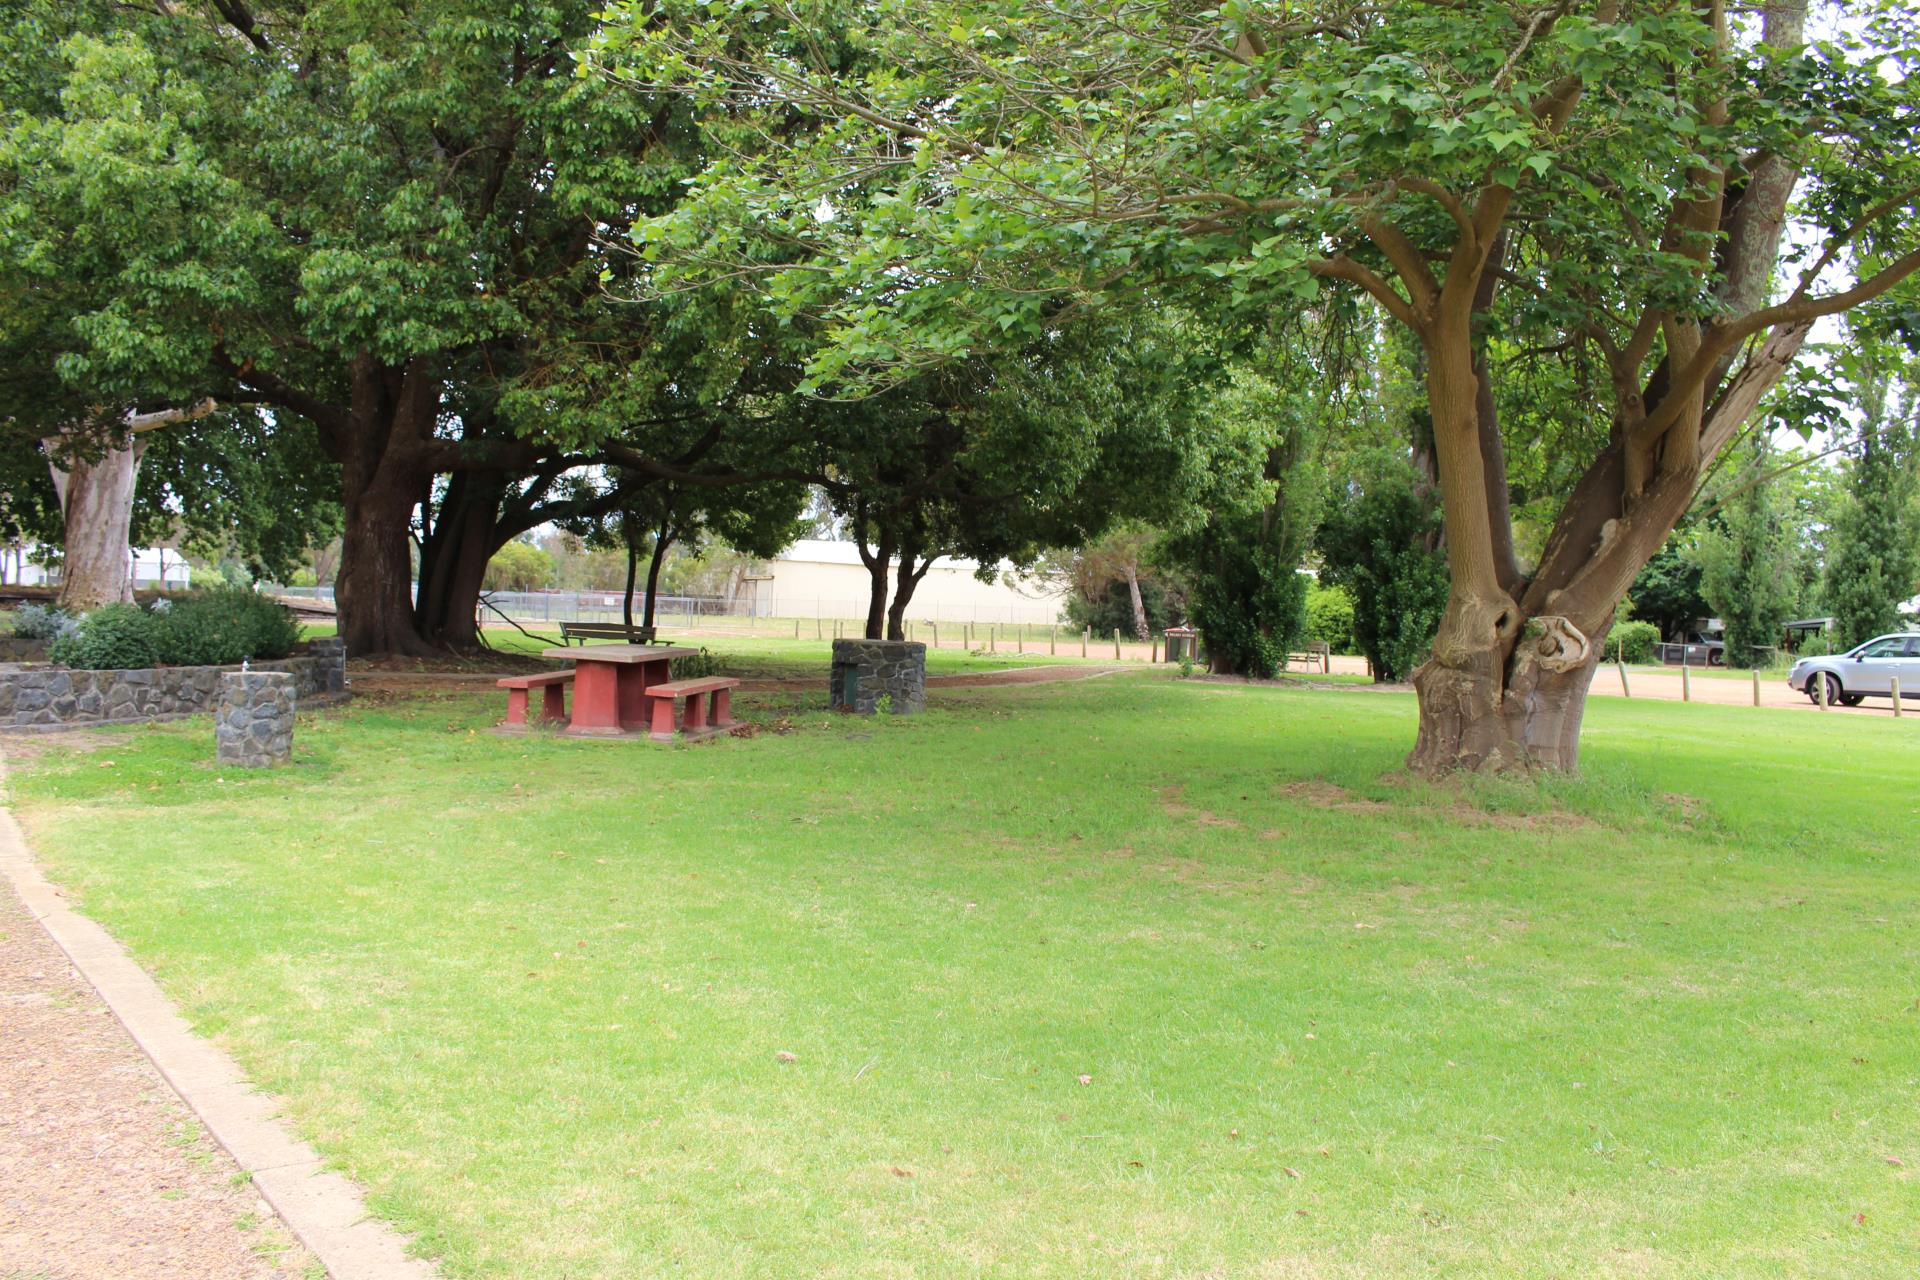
xmin=829 ymin=638 xmax=927 ymax=715
xmin=216 ymin=671 xmax=295 ymax=767
xmin=308 ymin=636 xmax=348 ymax=696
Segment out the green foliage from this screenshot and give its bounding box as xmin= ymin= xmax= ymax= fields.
xmin=1304 ymin=582 xmax=1355 ymax=654
xmin=11 ymin=602 xmax=72 ymax=640
xmin=1695 ymin=444 xmax=1800 ymax=667
xmin=1628 ymin=545 xmax=1711 ymax=641
xmin=1315 ymin=459 xmax=1449 ymax=684
xmin=1064 ymin=574 xmax=1180 ymax=639
xmin=1610 ymin=620 xmax=1662 ymax=665
xmin=1826 ymin=386 xmax=1920 ymax=651
xmin=48 ymin=602 xmax=160 ymax=670
xmin=667 ymin=647 xmax=722 ymax=680
xmin=156 ymin=587 xmax=301 ymax=667
xmin=484 ymin=542 xmax=557 ymax=593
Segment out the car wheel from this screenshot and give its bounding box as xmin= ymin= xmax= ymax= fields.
xmin=1840 ymin=693 xmax=1865 ymax=707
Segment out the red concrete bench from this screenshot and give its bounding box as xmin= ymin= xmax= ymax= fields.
xmin=643 ymin=676 xmax=740 ymax=742
xmin=497 ymin=671 xmax=575 ymax=729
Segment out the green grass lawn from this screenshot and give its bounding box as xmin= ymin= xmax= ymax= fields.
xmin=7 ymin=675 xmax=1917 ymax=1278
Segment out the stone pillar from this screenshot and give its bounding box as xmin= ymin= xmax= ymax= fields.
xmin=216 ymin=671 xmax=295 ymax=767
xmin=829 ymin=638 xmax=927 ymax=715
xmin=308 ymin=636 xmax=348 ymax=696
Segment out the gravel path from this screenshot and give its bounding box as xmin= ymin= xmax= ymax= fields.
xmin=0 ymin=873 xmax=314 ymax=1280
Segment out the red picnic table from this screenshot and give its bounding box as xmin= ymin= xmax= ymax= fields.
xmin=538 ymin=643 xmax=697 ymax=736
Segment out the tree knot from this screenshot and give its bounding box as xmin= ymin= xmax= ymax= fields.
xmin=1525 ymin=615 xmax=1590 ymax=672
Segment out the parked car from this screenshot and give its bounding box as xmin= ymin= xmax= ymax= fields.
xmin=1788 ymin=633 xmax=1920 ymax=706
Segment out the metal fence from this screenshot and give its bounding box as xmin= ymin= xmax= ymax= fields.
xmin=267 ymin=584 xmax=1064 ymax=627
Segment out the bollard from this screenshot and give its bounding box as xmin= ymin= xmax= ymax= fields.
xmin=931 ymin=622 xmax=939 ymax=649
xmin=1050 ymin=624 xmax=1057 ymax=655
xmin=1082 ymin=627 xmax=1089 ymax=658
xmin=1152 ymin=636 xmax=1160 ymax=663
xmin=1893 ymin=676 xmax=1902 ymax=717
xmin=1618 ymin=663 xmax=1630 ymax=697
xmin=1752 ymin=667 xmax=1760 ymax=707
xmin=1113 ymin=629 xmax=1122 ymax=660
xmin=1817 ymin=672 xmax=1828 ymax=710
xmin=1682 ymin=664 xmax=1691 ymax=702
xmin=990 ymin=624 xmax=997 ymax=653
xmin=794 ymin=618 xmax=801 ymax=639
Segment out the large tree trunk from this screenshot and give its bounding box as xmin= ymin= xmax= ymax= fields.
xmin=47 ymin=435 xmax=146 ymax=609
xmin=886 ymin=542 xmax=933 ymax=641
xmin=414 ymin=469 xmax=509 ymax=650
xmin=623 ymin=541 xmax=640 ymax=629
xmin=1123 ymin=562 xmax=1150 ymax=641
xmin=1410 ymin=610 xmax=1606 ymax=774
xmin=858 ymin=522 xmax=896 ymax=640
xmin=332 ymin=357 xmax=442 ymax=657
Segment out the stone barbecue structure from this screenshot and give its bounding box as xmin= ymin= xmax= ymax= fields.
xmin=0 ymin=637 xmax=346 ymax=732
xmin=215 ymin=671 xmax=296 ymax=767
xmin=829 ymin=638 xmax=927 ymax=715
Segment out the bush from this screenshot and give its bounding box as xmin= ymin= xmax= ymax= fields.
xmin=48 ymin=604 xmax=163 ymax=670
xmin=1608 ymin=619 xmax=1662 ymax=664
xmin=11 ymin=602 xmax=73 ymax=640
xmin=157 ymin=587 xmax=302 ymax=666
xmin=1304 ymin=582 xmax=1355 ymax=653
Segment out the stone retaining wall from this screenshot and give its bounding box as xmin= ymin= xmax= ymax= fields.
xmin=0 ymin=638 xmax=346 ymax=732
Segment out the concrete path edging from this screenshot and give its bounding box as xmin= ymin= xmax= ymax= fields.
xmin=0 ymin=754 xmax=438 ymax=1280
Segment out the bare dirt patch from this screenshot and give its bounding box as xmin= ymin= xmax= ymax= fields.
xmin=0 ymin=878 xmax=312 ymax=1278
xmin=1276 ymin=780 xmax=1393 ymax=813
xmin=0 ymin=730 xmax=119 ymax=764
xmin=1156 ymin=784 xmax=1246 ymax=830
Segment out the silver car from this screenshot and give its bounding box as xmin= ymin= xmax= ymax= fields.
xmin=1788 ymin=632 xmax=1920 ymax=706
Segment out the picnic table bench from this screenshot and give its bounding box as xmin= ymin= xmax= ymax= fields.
xmin=559 ymin=622 xmax=657 ymax=645
xmin=641 ymin=676 xmax=738 ymax=742
xmin=1286 ymin=640 xmax=1331 ymax=673
xmin=497 ymin=670 xmax=575 ymax=729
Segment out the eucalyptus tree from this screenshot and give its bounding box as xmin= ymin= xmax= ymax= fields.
xmin=600 ymin=0 xmax=1920 ymax=774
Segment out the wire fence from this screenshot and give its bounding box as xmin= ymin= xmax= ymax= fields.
xmin=269 ymin=585 xmax=1066 ymax=627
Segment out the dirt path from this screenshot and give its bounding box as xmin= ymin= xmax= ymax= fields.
xmin=0 ymin=865 xmax=313 ymax=1279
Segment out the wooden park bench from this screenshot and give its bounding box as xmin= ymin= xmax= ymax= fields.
xmin=497 ymin=670 xmax=575 ymax=729
xmin=642 ymin=676 xmax=741 ymax=743
xmin=558 ymin=622 xmax=657 ymax=646
xmin=1286 ymin=640 xmax=1331 ymax=673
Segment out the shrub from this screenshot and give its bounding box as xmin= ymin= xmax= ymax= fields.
xmin=1304 ymin=582 xmax=1355 ymax=653
xmin=1609 ymin=620 xmax=1662 ymax=664
xmin=11 ymin=603 xmax=73 ymax=640
xmin=668 ymin=647 xmax=722 ymax=680
xmin=157 ymin=587 xmax=302 ymax=666
xmin=48 ymin=604 xmax=163 ymax=670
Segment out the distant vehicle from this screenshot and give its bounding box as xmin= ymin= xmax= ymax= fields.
xmin=1655 ymin=631 xmax=1726 ymax=666
xmin=1788 ymin=633 xmax=1920 ymax=707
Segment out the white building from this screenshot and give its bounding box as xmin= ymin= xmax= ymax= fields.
xmin=2 ymin=544 xmax=193 ymax=590
xmin=734 ymin=539 xmax=1066 ymax=624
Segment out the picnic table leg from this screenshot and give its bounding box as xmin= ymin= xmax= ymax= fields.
xmin=711 ymin=686 xmax=733 ymax=728
xmin=503 ymin=687 xmax=530 ymax=727
xmin=568 ymin=661 xmax=623 ymax=734
xmin=616 ymin=661 xmax=663 ymax=732
xmin=683 ymin=692 xmax=710 ymax=735
xmin=539 ymin=682 xmax=567 ymax=723
xmin=647 ymin=693 xmax=677 ymax=742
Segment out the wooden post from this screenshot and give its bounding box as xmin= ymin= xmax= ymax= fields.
xmin=1817 ymin=672 xmax=1828 ymax=710
xmin=1113 ymin=629 xmax=1122 ymax=660
xmin=1151 ymin=636 xmax=1160 ymax=663
xmin=1752 ymin=667 xmax=1760 ymax=707
xmin=1082 ymin=627 xmax=1089 ymax=658
xmin=1893 ymin=676 xmax=1902 ymax=717
xmin=990 ymin=624 xmax=997 ymax=653
xmin=1017 ymin=627 xmax=1024 ymax=654
xmin=1682 ymin=664 xmax=1690 ymax=703
xmin=1049 ymin=624 xmax=1057 ymax=655
xmin=1617 ymin=663 xmax=1630 ymax=698
xmin=931 ymin=622 xmax=939 ymax=649
xmin=794 ymin=618 xmax=801 ymax=639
